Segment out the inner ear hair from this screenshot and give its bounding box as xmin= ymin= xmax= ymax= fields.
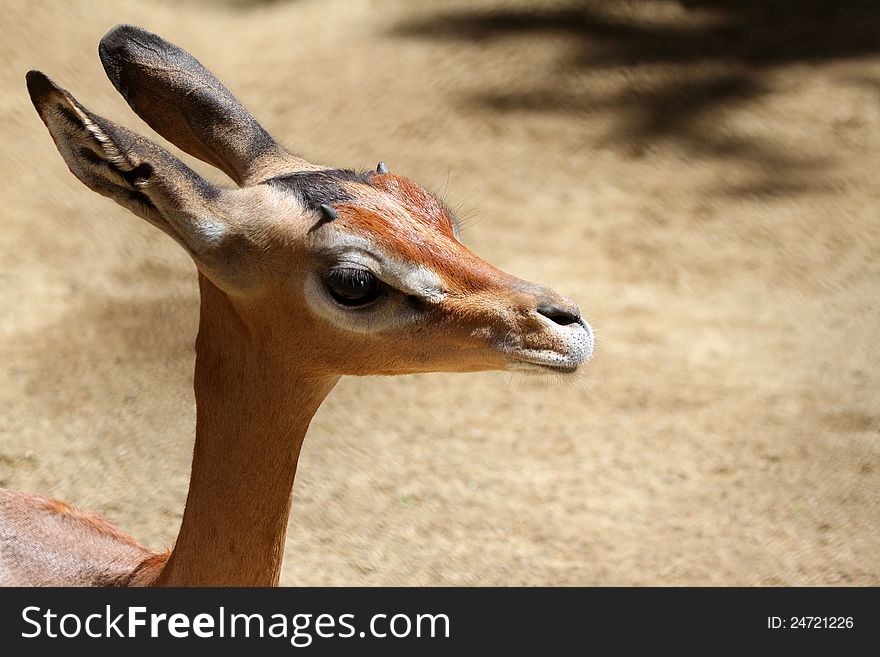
xmin=27 ymin=70 xmax=224 ymax=257
xmin=29 ymin=72 xmax=162 ymax=220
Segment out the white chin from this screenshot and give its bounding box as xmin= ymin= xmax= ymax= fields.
xmin=506 ymin=360 xmax=579 ymax=375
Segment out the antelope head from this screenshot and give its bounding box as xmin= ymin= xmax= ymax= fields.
xmin=27 ymin=25 xmax=594 ymax=379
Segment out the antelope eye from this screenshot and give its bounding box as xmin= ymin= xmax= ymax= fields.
xmin=322 ymin=268 xmax=384 ymax=307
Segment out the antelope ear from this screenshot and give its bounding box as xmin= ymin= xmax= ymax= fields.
xmin=98 ymin=24 xmax=314 ymax=186
xmin=26 ymin=70 xmax=242 ymax=281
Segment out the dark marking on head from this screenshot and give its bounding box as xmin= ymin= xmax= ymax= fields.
xmin=266 ymin=168 xmax=374 ymax=211
xmin=377 ymin=161 xmax=389 ymax=174
xmin=319 ymin=203 xmax=338 ymax=221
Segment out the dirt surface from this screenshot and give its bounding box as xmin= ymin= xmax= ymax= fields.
xmin=1 ymin=0 xmax=878 ymax=585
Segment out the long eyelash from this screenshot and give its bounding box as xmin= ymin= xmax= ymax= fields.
xmin=328 ymin=268 xmax=373 ymax=286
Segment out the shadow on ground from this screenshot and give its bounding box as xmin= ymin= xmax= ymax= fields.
xmin=393 ymin=0 xmax=880 ymax=197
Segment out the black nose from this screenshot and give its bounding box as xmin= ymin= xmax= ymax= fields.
xmin=536 ymin=301 xmax=581 ymax=327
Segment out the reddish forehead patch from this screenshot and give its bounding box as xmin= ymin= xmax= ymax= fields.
xmin=370 ymin=173 xmax=457 ymax=238
xmin=335 ymin=201 xmax=503 ymax=296
xmin=335 ymin=202 xmax=441 ymax=266
xmin=330 ymin=173 xmax=504 ymax=295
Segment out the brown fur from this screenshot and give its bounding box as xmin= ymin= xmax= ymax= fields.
xmin=3 ymin=25 xmax=591 ymax=586
xmin=0 ymin=490 xmax=155 ymax=586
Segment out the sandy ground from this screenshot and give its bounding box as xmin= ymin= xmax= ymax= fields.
xmin=1 ymin=0 xmax=878 ymax=585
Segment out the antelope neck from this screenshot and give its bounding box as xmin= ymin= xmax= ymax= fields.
xmin=155 ymin=274 xmax=338 ymax=586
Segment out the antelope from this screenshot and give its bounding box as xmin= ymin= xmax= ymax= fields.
xmin=1 ymin=25 xmax=594 ymax=586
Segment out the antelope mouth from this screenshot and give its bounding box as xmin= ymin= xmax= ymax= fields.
xmin=503 ymin=319 xmax=594 ymax=374
xmin=507 ymin=358 xmax=580 ymax=374
xmin=504 ymin=350 xmax=586 ymax=374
